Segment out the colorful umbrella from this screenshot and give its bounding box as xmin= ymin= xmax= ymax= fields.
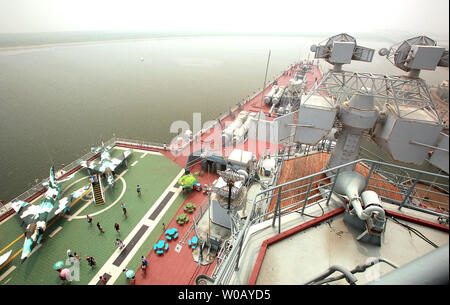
xmin=125 ymin=270 xmax=135 ymax=278
xmin=53 ymin=261 xmax=64 ymax=270
xmin=60 ymin=268 xmax=70 ymax=279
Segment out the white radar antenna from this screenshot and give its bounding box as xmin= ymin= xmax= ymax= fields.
xmin=274 ymin=33 xmax=449 ymax=175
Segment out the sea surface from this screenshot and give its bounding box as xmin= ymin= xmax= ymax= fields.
xmin=0 ymin=33 xmax=448 ymax=202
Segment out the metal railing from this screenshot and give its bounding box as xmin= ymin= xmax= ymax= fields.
xmin=213 ymin=158 xmax=449 ymax=285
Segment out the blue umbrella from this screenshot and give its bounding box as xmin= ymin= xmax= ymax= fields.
xmin=125 ymin=270 xmax=135 ymax=278
xmin=53 ymin=261 xmax=64 ymax=270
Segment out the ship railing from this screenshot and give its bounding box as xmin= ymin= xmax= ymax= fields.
xmin=112 ymin=137 xmax=164 ymax=150
xmin=213 ymin=158 xmax=449 ymax=285
xmin=0 ymin=147 xmax=100 ymax=217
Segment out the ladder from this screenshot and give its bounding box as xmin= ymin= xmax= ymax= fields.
xmin=92 ymin=174 xmax=105 ymax=206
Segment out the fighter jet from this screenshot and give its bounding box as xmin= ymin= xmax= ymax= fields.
xmin=11 ymin=167 xmax=90 ymax=262
xmin=79 ymin=142 xmax=132 ymax=188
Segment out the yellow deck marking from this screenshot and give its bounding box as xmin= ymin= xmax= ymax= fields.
xmin=0 ymin=249 xmax=21 ymax=271
xmin=0 ymin=234 xmax=24 ymax=255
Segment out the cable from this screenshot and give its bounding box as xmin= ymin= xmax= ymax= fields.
xmin=388 ymin=216 xmax=438 ymax=248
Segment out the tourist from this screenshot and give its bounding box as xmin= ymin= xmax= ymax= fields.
xmin=137 ymin=185 xmax=141 ymax=196
xmin=122 ymin=268 xmax=135 ymax=284
xmin=86 ymin=256 xmax=96 ymax=269
xmin=121 ymin=202 xmax=127 ymax=218
xmin=162 ymin=222 xmax=166 ymax=232
xmin=97 ymin=222 xmax=105 ymax=233
xmin=66 ymin=249 xmax=73 ymax=258
xmin=86 ymin=214 xmax=92 ymax=225
xmin=99 ymin=275 xmax=108 ymax=285
xmin=114 ymin=223 xmax=120 ymax=234
xmin=73 ymin=252 xmax=80 ymax=261
xmin=141 ymin=256 xmax=148 ymax=272
xmin=116 ymin=238 xmax=125 ymax=250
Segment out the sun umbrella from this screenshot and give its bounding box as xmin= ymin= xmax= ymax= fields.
xmin=60 ymin=268 xmax=70 ymax=279
xmin=53 ymin=261 xmax=64 ymax=270
xmin=125 ymin=270 xmax=135 ymax=278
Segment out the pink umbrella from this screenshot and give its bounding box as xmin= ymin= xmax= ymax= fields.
xmin=60 ymin=268 xmax=70 ymax=279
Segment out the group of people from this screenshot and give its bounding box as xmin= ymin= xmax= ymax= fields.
xmin=57 ymin=181 xmax=149 ymax=284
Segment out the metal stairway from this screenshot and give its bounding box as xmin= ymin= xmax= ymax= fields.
xmin=92 ymin=175 xmax=105 ymax=206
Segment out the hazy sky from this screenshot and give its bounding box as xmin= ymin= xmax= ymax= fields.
xmin=0 ymin=0 xmax=448 ymax=39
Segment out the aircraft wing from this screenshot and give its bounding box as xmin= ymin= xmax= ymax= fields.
xmin=11 ymin=200 xmax=29 ymax=213
xmin=52 ymin=184 xmax=91 ymax=216
xmin=79 ymin=159 xmax=101 ymax=172
xmin=56 ymin=173 xmax=75 ymax=185
xmin=109 ymin=149 xmax=132 ymax=172
xmin=0 ymin=250 xmax=12 ymax=266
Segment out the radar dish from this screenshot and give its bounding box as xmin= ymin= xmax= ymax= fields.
xmin=379 ymin=36 xmax=448 ymax=75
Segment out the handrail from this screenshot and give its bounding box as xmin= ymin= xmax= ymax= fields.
xmin=213 ymin=157 xmax=449 ymax=285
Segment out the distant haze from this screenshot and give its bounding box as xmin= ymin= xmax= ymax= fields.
xmin=0 ymin=0 xmax=448 ymax=41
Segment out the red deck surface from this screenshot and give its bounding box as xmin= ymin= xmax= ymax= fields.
xmin=129 ymin=62 xmax=323 ymax=285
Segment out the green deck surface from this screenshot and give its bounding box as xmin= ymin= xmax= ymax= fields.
xmin=0 ymin=149 xmax=183 ymax=285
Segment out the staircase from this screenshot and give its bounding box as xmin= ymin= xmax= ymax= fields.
xmin=92 ymin=175 xmax=105 ymax=206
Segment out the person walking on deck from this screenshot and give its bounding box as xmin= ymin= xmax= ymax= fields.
xmin=67 ymin=249 xmax=73 ymax=258
xmin=86 ymin=256 xmax=96 ymax=269
xmin=86 ymin=214 xmax=92 ymax=225
xmin=114 ymin=223 xmax=120 ymax=234
xmin=121 ymin=202 xmax=127 ymax=218
xmin=137 ymin=185 xmax=141 ymax=196
xmin=141 ymin=256 xmax=148 ymax=272
xmin=116 ymin=238 xmax=125 ymax=250
xmin=97 ymin=222 xmax=105 ymax=233
xmin=99 ymin=275 xmax=108 ymax=285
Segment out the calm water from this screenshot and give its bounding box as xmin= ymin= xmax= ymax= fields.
xmin=0 ymin=35 xmax=448 ymax=202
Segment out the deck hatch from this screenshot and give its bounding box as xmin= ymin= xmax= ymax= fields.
xmin=148 ymin=191 xmax=174 ymax=220
xmin=112 ymin=225 xmax=149 ymax=267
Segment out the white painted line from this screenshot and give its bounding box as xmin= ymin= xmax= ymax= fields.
xmin=67 ymin=170 xmax=128 ymax=221
xmin=0 ymin=266 xmax=16 ymax=282
xmin=2 ymin=278 xmax=12 ymax=285
xmin=140 ymin=152 xmax=148 ymax=159
xmin=49 ymin=226 xmax=63 ymax=238
xmin=131 ymin=161 xmax=138 ymax=167
xmin=88 ymin=169 xmax=185 ymax=285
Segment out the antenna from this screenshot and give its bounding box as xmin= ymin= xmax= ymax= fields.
xmin=273 ymin=33 xmax=449 ymax=174
xmin=310 ymin=33 xmax=374 ymax=72
xmin=379 ymin=36 xmax=448 ymax=78
xmin=215 ymin=168 xmax=244 ymax=210
xmin=259 ymin=50 xmax=272 ymax=111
